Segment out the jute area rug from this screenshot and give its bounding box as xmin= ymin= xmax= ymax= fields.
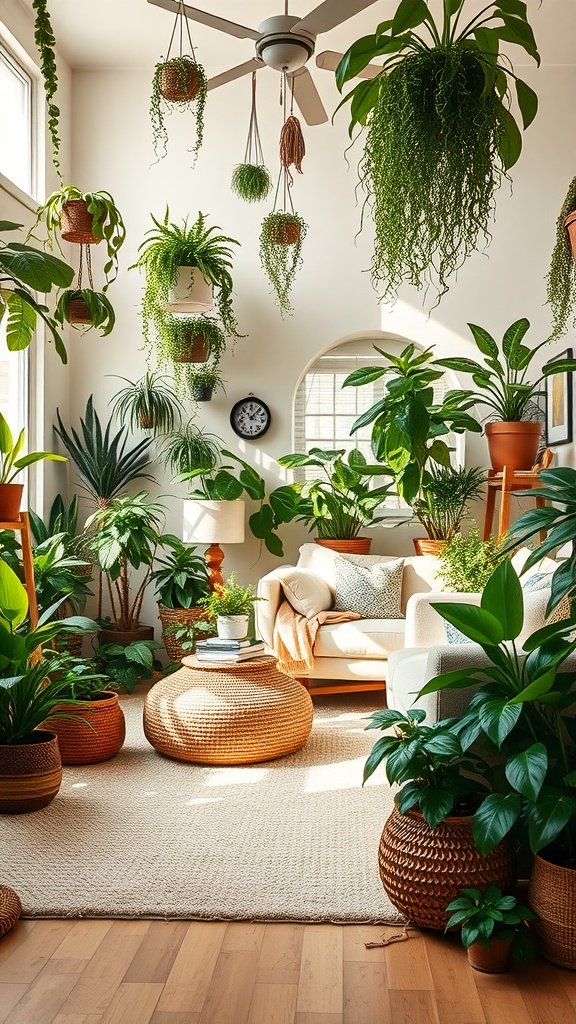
xmin=0 ymin=694 xmax=403 ymax=924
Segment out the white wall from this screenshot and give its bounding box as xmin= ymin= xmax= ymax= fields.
xmin=67 ymin=57 xmax=576 ymax=630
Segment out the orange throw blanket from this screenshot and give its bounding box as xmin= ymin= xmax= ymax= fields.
xmin=273 ymin=599 xmax=361 ymax=675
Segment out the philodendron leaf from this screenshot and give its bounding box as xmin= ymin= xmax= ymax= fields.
xmin=527 ymin=793 xmax=576 ymax=853
xmin=481 ymin=560 xmax=523 ymax=640
xmin=505 ymin=743 xmax=548 ymax=802
xmin=472 ymin=792 xmax=522 ymax=854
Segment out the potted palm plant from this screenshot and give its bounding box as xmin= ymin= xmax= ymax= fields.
xmin=0 ymin=411 xmax=66 ymax=521
xmin=547 ymin=174 xmax=576 ymax=339
xmin=199 ymin=573 xmax=261 ymax=641
xmin=31 ymin=186 xmax=126 ymax=286
xmin=336 ymin=1 xmax=539 ymax=303
xmin=437 ymin=319 xmax=576 ymax=471
xmin=110 ymin=372 xmax=182 ymax=433
xmin=260 ymin=210 xmax=307 ymax=316
xmin=446 ymin=886 xmax=535 ymax=973
xmin=151 ymin=536 xmax=213 ymax=660
xmin=411 ymin=466 xmax=485 ymax=555
xmin=86 ymin=492 xmax=164 ymax=646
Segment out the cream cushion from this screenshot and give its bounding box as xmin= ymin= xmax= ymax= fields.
xmin=275 ymin=567 xmax=333 ymax=619
xmin=314 ymin=618 xmax=406 ymax=659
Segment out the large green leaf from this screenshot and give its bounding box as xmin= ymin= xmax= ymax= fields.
xmin=515 ymin=78 xmax=538 ymax=129
xmin=472 ymin=792 xmax=522 ymax=854
xmin=527 ymin=793 xmax=576 ymax=852
xmin=392 ymin=0 xmax=429 ymax=33
xmin=505 ymin=743 xmax=547 ymax=802
xmin=467 ymin=323 xmax=500 ymax=360
xmin=5 ymin=292 xmax=36 ymax=351
xmin=0 ymin=559 xmax=28 ymax=628
xmin=430 ymin=602 xmax=505 ymax=646
xmin=541 ymin=357 xmax=576 ymax=377
xmin=419 ymin=787 xmax=456 ymax=829
xmin=498 ymin=104 xmax=523 ymax=170
xmin=481 ymin=560 xmax=523 ymax=640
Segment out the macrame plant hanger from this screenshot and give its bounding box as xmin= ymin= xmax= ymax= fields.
xmin=244 ymin=73 xmax=265 ymax=167
xmin=280 ymin=75 xmax=305 ymax=180
xmin=76 ymin=243 xmax=94 ymax=293
xmin=273 ymin=71 xmax=297 ymax=216
xmin=165 ymin=0 xmax=197 ymax=62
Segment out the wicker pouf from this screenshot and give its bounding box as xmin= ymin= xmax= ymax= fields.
xmin=143 ymin=655 xmax=313 ymax=765
xmin=0 ymin=886 xmax=21 ymax=938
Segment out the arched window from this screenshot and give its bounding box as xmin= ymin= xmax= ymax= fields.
xmin=293 ymin=335 xmax=464 ymax=516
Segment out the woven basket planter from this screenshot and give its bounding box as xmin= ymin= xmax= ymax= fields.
xmin=158 ymin=605 xmax=212 ymax=661
xmin=47 ymin=692 xmax=126 ymax=765
xmin=529 ymin=853 xmax=576 ymax=969
xmin=268 ymin=221 xmax=301 ymax=245
xmin=314 ymin=537 xmax=372 ymax=555
xmin=378 ymin=806 xmax=515 ymax=930
xmin=66 ymin=298 xmax=92 ymax=325
xmin=0 ymin=731 xmax=62 ymax=814
xmin=61 ymin=200 xmax=102 ymax=245
xmin=160 ymin=61 xmax=201 ymax=102
xmin=175 ymin=334 xmax=210 ymax=363
xmin=0 ymin=886 xmax=21 ymax=937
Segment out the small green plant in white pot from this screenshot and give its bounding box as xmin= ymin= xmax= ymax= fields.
xmin=199 ymin=573 xmax=262 ymax=640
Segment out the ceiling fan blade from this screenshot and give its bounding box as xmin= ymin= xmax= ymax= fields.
xmin=293 ymin=0 xmax=380 ymax=36
xmin=316 ymin=50 xmax=382 ymax=79
xmin=208 ymin=59 xmax=264 ymax=92
xmin=289 ymin=68 xmax=328 ymax=126
xmin=147 ymin=0 xmax=260 ymax=40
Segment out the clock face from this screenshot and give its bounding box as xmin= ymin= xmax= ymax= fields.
xmin=230 ymin=397 xmax=271 ymax=439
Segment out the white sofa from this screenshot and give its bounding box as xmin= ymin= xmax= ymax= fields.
xmin=256 ymin=542 xmax=558 ymax=697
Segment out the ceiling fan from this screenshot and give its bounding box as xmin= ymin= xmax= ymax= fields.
xmin=147 ymin=0 xmax=383 ymax=126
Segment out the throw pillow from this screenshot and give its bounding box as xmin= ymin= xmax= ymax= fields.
xmin=276 ymin=568 xmax=333 ymax=619
xmin=521 ymin=572 xmax=552 ymax=592
xmin=445 ymin=622 xmax=473 ymax=645
xmin=334 ymin=556 xmax=404 ymax=619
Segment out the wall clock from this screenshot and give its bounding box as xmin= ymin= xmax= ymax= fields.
xmin=230 ymin=396 xmax=272 ymax=439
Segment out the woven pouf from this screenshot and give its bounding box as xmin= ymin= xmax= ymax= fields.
xmin=144 ymin=655 xmax=313 ymax=765
xmin=0 ymin=886 xmax=21 ymax=938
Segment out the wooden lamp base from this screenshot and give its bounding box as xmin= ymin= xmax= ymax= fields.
xmin=205 ymin=544 xmax=224 ymax=589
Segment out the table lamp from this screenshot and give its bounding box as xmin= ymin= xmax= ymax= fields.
xmin=182 ymin=499 xmax=245 ymax=588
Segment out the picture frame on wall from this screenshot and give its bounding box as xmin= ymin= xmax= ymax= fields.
xmin=545 ymin=348 xmax=573 ymax=446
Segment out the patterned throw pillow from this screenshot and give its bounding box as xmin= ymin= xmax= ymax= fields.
xmin=521 ymin=572 xmax=552 ymax=592
xmin=445 ymin=622 xmax=473 ymax=645
xmin=334 ymin=556 xmax=404 ymax=619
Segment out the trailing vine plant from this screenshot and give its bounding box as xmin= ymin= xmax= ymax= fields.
xmin=32 ymin=0 xmax=62 ymax=181
xmin=150 ymin=1 xmax=207 ymax=164
xmin=336 ymin=0 xmax=540 ymax=304
xmin=547 ymin=175 xmax=576 ymax=340
xmin=231 ymin=73 xmax=272 ymax=203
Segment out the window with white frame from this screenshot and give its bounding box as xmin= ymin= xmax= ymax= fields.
xmin=0 ymin=43 xmax=33 ymax=196
xmin=293 ymin=338 xmax=464 ymax=515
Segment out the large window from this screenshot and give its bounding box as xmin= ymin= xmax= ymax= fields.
xmin=0 ymin=44 xmax=33 ymax=195
xmin=294 ymin=337 xmax=463 ymax=515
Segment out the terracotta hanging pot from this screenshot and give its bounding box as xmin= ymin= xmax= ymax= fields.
xmin=529 ymin=852 xmax=576 ymax=969
xmin=485 ymin=421 xmax=542 ymax=472
xmin=175 ymin=334 xmax=210 ymax=363
xmin=564 ymin=211 xmax=576 ymax=259
xmin=467 ymin=937 xmax=513 ymax=973
xmin=314 ymin=537 xmax=372 ymax=555
xmin=0 ymin=484 xmax=23 ymax=522
xmin=66 ymin=297 xmax=92 ymax=326
xmin=413 ymin=538 xmax=445 ymax=556
xmin=61 ymin=200 xmax=102 ymax=245
xmin=166 ymin=268 xmax=213 ymax=313
xmin=159 ymin=60 xmax=201 ymax=102
xmin=269 ymin=220 xmax=301 ymax=245
xmin=47 ymin=691 xmax=126 ymax=765
xmin=0 ymin=731 xmax=62 ymax=813
xmin=97 ymin=624 xmax=154 ymax=648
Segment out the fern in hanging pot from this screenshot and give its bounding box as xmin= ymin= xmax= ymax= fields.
xmin=150 ymin=2 xmax=207 ymax=164
xmin=547 ymin=175 xmax=576 ymax=340
xmin=231 ymin=73 xmax=272 ymax=203
xmin=336 ymin=0 xmax=540 ymax=304
xmin=260 ymin=210 xmax=307 ymax=316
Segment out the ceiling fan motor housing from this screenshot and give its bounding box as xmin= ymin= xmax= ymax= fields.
xmin=256 ymin=15 xmax=315 ymax=72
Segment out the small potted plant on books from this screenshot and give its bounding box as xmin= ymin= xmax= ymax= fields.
xmin=199 ymin=573 xmax=262 ymax=640
xmin=446 ymin=886 xmax=535 ymax=974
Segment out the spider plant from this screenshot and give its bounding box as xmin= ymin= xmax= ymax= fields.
xmin=55 ymin=288 xmax=116 ymax=336
xmin=110 ymin=373 xmax=183 ymax=434
xmin=160 ymin=422 xmax=221 ymax=479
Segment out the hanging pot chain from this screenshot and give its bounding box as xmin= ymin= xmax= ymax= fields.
xmin=76 ymin=243 xmax=94 ymax=291
xmin=166 ymin=0 xmax=197 ymax=61
xmin=244 ymin=72 xmax=265 ymax=166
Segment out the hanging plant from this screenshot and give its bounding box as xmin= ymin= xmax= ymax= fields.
xmin=32 ymin=0 xmax=62 ymax=180
xmin=260 ymin=209 xmax=307 ymax=317
xmin=54 ymin=244 xmax=115 ymax=335
xmin=231 ymin=73 xmax=272 ymax=203
xmin=188 ymin=364 xmax=226 ymax=403
xmin=110 ymin=373 xmax=183 ymax=434
xmin=158 ymin=314 xmax=227 ymax=369
xmin=150 ymin=2 xmax=207 ymax=165
xmin=336 ymin=0 xmax=540 ymax=304
xmin=547 ymin=175 xmax=576 ymax=340
xmin=31 ymin=186 xmax=126 ymax=287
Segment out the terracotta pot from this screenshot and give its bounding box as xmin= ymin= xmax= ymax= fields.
xmin=413 ymin=538 xmax=445 ymax=556
xmin=0 ymin=484 xmax=23 ymax=522
xmin=158 ymin=605 xmax=212 ymax=661
xmin=485 ymin=421 xmax=542 ymax=472
xmin=98 ymin=625 xmax=154 ymax=647
xmin=0 ymin=731 xmax=62 ymax=814
xmin=47 ymin=691 xmax=126 ymax=765
xmin=66 ymin=298 xmax=92 ymax=326
xmin=159 ymin=61 xmax=201 ymax=102
xmin=314 ymin=537 xmax=372 ymax=555
xmin=175 ymin=334 xmax=210 ymax=363
xmin=61 ymin=199 xmax=102 ymax=245
xmin=166 ymin=267 xmax=213 ymax=313
xmin=378 ymin=806 xmax=515 ymax=930
xmin=467 ymin=937 xmax=513 ymax=973
xmin=268 ymin=220 xmax=300 ymax=245
xmin=529 ymin=852 xmax=576 ymax=969
xmin=565 ymin=211 xmax=576 ymax=259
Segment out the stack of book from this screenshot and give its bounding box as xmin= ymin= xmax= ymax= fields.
xmin=195 ymin=638 xmax=267 ymax=663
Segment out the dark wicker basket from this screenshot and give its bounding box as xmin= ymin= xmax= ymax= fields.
xmin=61 ymin=200 xmax=102 ymax=245
xmin=0 ymin=730 xmax=62 ymax=813
xmin=158 ymin=605 xmax=212 ymax=661
xmin=66 ymin=298 xmax=92 ymax=325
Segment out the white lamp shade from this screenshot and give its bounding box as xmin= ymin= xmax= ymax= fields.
xmin=183 ymin=499 xmax=245 ymax=545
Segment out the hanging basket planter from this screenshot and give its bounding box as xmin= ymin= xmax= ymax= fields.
xmin=188 ymin=367 xmax=225 ymax=404
xmin=175 ymin=334 xmax=210 ymax=363
xmin=159 ymin=58 xmax=202 ymax=102
xmin=231 ymin=73 xmax=272 ymax=204
xmin=565 ymin=211 xmax=576 ymax=260
xmin=268 ymin=217 xmax=302 ymax=245
xmin=260 ymin=210 xmax=307 ymax=316
xmin=150 ymin=0 xmax=207 ymax=166
xmin=66 ymin=295 xmax=92 ymax=325
xmin=61 ymin=199 xmax=103 ymax=245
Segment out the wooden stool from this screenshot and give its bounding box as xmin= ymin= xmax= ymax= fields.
xmin=483 ymin=450 xmax=553 ymax=541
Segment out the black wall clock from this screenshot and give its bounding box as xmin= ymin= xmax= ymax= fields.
xmin=230 ymin=396 xmax=272 ymax=439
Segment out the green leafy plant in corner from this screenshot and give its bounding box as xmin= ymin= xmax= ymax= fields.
xmin=199 ymin=573 xmax=262 ymax=619
xmin=93 ymin=640 xmax=162 ymax=694
xmin=54 ymin=288 xmax=116 ymax=336
xmin=110 ymin=372 xmax=183 ymax=435
xmin=232 ymin=164 xmax=272 ymax=203
xmin=336 ymin=0 xmax=540 ymax=303
xmin=0 ymin=410 xmax=66 ymax=484
xmin=412 ymin=466 xmax=485 ymax=543
xmin=0 ymin=221 xmax=73 ymax=362
xmin=446 ymin=887 xmax=535 ymax=964
xmin=31 ymin=187 xmax=126 ymax=287
xmin=546 ymin=175 xmax=576 ymax=340
xmin=150 ymin=56 xmax=207 ymax=165
xmin=438 ymin=529 xmax=503 ymax=594
xmin=32 ymin=0 xmax=62 ymax=180
xmin=259 ymin=212 xmax=307 ymax=317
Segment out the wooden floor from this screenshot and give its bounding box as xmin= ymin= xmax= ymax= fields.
xmin=0 ymin=919 xmax=574 ymax=1024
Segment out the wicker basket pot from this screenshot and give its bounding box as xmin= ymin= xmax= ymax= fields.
xmin=529 ymin=852 xmax=576 ymax=969
xmin=0 ymin=730 xmax=62 ymax=814
xmin=47 ymin=691 xmax=125 ymax=765
xmin=378 ymin=806 xmax=515 ymax=930
xmin=158 ymin=605 xmax=212 ymax=661
xmin=314 ymin=537 xmax=372 ymax=555
xmin=61 ymin=200 xmax=103 ymax=245
xmin=413 ymin=538 xmax=444 ymax=556
xmin=159 ymin=60 xmax=201 ymax=102
xmin=0 ymin=887 xmax=21 ymax=937
xmin=66 ymin=298 xmax=92 ymax=326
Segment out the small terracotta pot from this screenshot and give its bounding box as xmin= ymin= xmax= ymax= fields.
xmin=98 ymin=625 xmax=154 ymax=647
xmin=0 ymin=731 xmax=62 ymax=814
xmin=413 ymin=538 xmax=445 ymax=556
xmin=467 ymin=937 xmax=513 ymax=973
xmin=314 ymin=537 xmax=372 ymax=555
xmin=485 ymin=421 xmax=542 ymax=472
xmin=0 ymin=484 xmax=23 ymax=522
xmin=529 ymin=852 xmax=576 ymax=969
xmin=61 ymin=200 xmax=102 ymax=245
xmin=47 ymin=692 xmax=126 ymax=765
xmin=175 ymin=334 xmax=210 ymax=363
xmin=268 ymin=220 xmax=300 ymax=245
xmin=160 ymin=61 xmax=201 ymax=102
xmin=66 ymin=298 xmax=92 ymax=326
xmin=564 ymin=211 xmax=576 ymax=259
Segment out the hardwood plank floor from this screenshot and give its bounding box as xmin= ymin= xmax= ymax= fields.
xmin=0 ymin=920 xmax=575 ymax=1024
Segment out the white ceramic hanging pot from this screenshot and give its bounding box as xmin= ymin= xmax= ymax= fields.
xmin=166 ymin=267 xmax=214 ymax=313
xmin=217 ymin=615 xmax=249 ymax=641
